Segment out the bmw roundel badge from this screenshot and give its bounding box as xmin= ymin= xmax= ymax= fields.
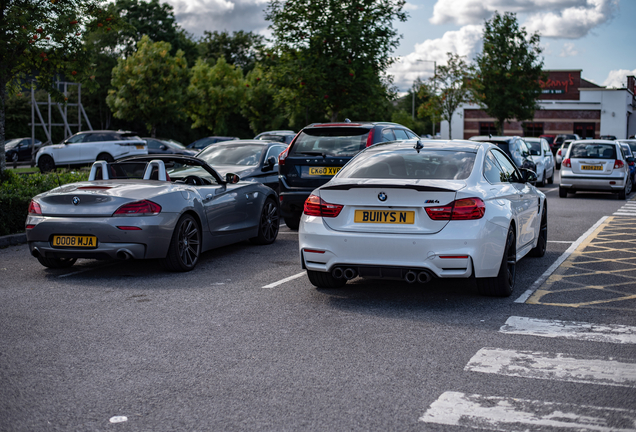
xmin=378 ymin=192 xmax=387 ymax=202
xmin=72 ymin=196 xmax=80 ymax=205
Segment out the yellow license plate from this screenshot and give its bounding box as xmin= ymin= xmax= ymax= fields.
xmin=135 ymin=145 xmax=145 ymax=149
xmin=354 ymin=210 xmax=415 ymax=224
xmin=309 ymin=167 xmax=341 ymax=176
xmin=52 ymin=235 xmax=97 ymax=248
xmin=581 ymin=165 xmax=603 ymax=170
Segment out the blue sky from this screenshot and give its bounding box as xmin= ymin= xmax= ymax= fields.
xmin=167 ymin=0 xmax=636 ymax=92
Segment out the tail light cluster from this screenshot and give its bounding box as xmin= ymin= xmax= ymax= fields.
xmin=557 ymin=149 xmax=562 ymax=156
xmin=365 ymin=129 xmax=375 ymax=147
xmin=278 ymin=144 xmax=291 ymax=166
xmin=113 ymin=200 xmax=161 ymax=216
xmin=563 ymin=158 xmax=571 ymax=168
xmin=426 ymin=198 xmax=486 ymax=221
xmin=28 ymin=200 xmax=42 ymax=215
xmin=614 ymin=159 xmax=625 ymax=169
xmin=303 ymin=194 xmax=343 ymax=218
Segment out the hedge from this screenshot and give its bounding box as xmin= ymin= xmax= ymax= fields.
xmin=0 ymin=169 xmax=89 ymax=236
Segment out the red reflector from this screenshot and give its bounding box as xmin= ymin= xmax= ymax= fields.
xmin=303 ymin=194 xmax=343 ymax=218
xmin=563 ymin=158 xmax=571 ymax=168
xmin=425 ymin=198 xmax=485 ymax=221
xmin=610 ymin=181 xmax=616 ymax=185
xmin=28 ymin=200 xmax=42 ymax=215
xmin=614 ymin=159 xmax=624 ymax=169
xmin=304 ymin=249 xmax=325 ymax=254
xmin=26 ymin=224 xmax=35 ymax=230
xmin=113 ymin=200 xmax=161 ymax=215
xmin=440 ymin=255 xmax=469 ymax=259
xmin=117 ymin=226 xmax=142 ymax=230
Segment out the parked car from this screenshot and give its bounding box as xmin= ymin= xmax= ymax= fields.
xmin=554 ymin=134 xmax=580 ymax=150
xmin=620 ymin=143 xmax=636 ymax=184
xmin=36 ymin=130 xmax=147 ymax=173
xmin=5 ymin=137 xmax=42 ymax=162
xmin=555 ymin=139 xmax=575 ymax=169
xmin=278 ymin=121 xmax=420 ymax=229
xmin=144 ymin=137 xmax=197 ymax=156
xmin=186 ymin=136 xmax=238 ymax=152
xmin=468 ymin=136 xmax=537 ymax=175
xmin=298 ymin=139 xmax=546 ymax=297
xmin=559 ymin=140 xmax=631 ymax=199
xmin=255 ymin=130 xmax=297 ymax=144
xmin=600 ymin=135 xmax=617 ymax=140
xmin=619 ymin=139 xmax=636 ymax=155
xmin=26 ymin=155 xmax=279 ymax=272
xmin=524 ymin=137 xmax=555 ymax=186
xmin=539 ymin=134 xmax=556 ymax=153
xmin=196 ymin=140 xmax=288 ymax=192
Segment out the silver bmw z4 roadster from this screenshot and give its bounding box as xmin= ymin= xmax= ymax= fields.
xmin=26 ymin=155 xmax=280 ymax=272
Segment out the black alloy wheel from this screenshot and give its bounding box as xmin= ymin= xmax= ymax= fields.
xmin=250 ymin=198 xmax=280 ymax=245
xmin=38 ymin=155 xmax=55 ymax=173
xmin=530 ymin=204 xmax=548 ymax=257
xmin=476 ymin=225 xmax=516 ymax=297
xmin=164 ymin=214 xmax=201 ymax=272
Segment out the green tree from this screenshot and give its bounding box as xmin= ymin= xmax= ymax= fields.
xmin=472 ymin=11 xmax=544 ymax=135
xmin=265 ymin=0 xmax=407 ymax=123
xmin=186 ymin=57 xmax=246 ymax=135
xmin=420 ymin=53 xmax=473 ymax=139
xmin=107 ymin=35 xmax=188 ymax=137
xmin=242 ymin=64 xmax=287 ymax=134
xmin=0 ymin=0 xmax=117 ymax=173
xmin=198 ymin=30 xmax=266 ymax=74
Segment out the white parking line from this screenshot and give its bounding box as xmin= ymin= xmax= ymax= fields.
xmin=500 ymin=316 xmax=636 ymax=344
xmin=420 ymin=391 xmax=636 ymax=431
xmin=262 ymin=271 xmax=306 ymax=288
xmin=515 ymin=216 xmax=608 ymax=303
xmin=465 ymin=348 xmax=636 ymax=388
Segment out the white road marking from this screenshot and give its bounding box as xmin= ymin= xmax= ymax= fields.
xmin=613 ymin=212 xmax=636 ymax=216
xmin=515 ymin=216 xmax=608 ymax=303
xmin=57 ymin=261 xmax=119 ymax=278
xmin=419 ymin=391 xmax=636 ymax=431
xmin=465 ymin=348 xmax=636 ymax=388
xmin=109 ymin=416 xmax=128 ymax=423
xmin=262 ymin=271 xmax=306 ymax=288
xmin=500 ymin=316 xmax=636 ymax=344
xmin=277 ymin=231 xmax=299 ymax=235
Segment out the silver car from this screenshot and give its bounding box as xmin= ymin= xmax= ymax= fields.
xmin=559 ymin=140 xmax=632 ymax=199
xmin=524 ymin=137 xmax=555 ymax=186
xmin=26 ymin=155 xmax=280 ymax=271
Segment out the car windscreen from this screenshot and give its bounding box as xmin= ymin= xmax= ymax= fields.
xmin=526 ymin=141 xmax=541 ymax=156
xmin=570 ymin=143 xmax=616 ymax=159
xmin=4 ymin=139 xmax=21 ymax=148
xmin=291 ymin=127 xmax=370 ymax=157
xmin=198 ymin=144 xmax=264 ymax=166
xmin=109 ymin=162 xmax=147 ymax=179
xmin=337 ymin=149 xmax=476 ymax=180
xmin=164 ymin=141 xmax=186 ymax=150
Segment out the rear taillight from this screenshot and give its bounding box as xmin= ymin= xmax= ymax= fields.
xmin=365 ymin=129 xmax=375 ymax=147
xmin=557 ymin=149 xmax=562 ymax=156
xmin=278 ymin=144 xmax=291 ymax=166
xmin=113 ymin=200 xmax=161 ymax=216
xmin=303 ymin=194 xmax=343 ymax=218
xmin=614 ymin=159 xmax=625 ymax=169
xmin=28 ymin=200 xmax=42 ymax=215
xmin=425 ymin=198 xmax=485 ymax=221
xmin=563 ymin=158 xmax=571 ymax=168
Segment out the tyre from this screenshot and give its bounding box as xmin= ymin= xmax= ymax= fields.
xmin=38 ymin=155 xmax=55 ymax=173
xmin=555 ymin=162 xmax=560 ymax=170
xmin=307 ymin=270 xmax=346 ymax=289
xmin=11 ymin=152 xmax=18 ymax=163
xmin=559 ymin=186 xmax=567 ymax=198
xmin=475 ymin=226 xmax=516 ymax=297
xmin=548 ymin=171 xmax=554 ymax=184
xmin=619 ymin=177 xmax=632 ymax=200
xmin=538 ymin=170 xmax=546 ymax=187
xmin=529 ymin=204 xmax=548 ymax=257
xmin=163 ymin=214 xmax=201 ymax=272
xmin=284 ymin=215 xmax=301 ymax=230
xmin=37 ymin=256 xmax=77 ymax=269
xmin=250 ymin=197 xmax=280 ymax=245
xmin=96 ymin=153 xmax=114 ymax=163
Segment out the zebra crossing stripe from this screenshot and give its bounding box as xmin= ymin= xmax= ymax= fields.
xmin=465 ymin=348 xmax=636 ymax=388
xmin=419 ymin=391 xmax=636 ymax=431
xmin=500 ymin=316 xmax=636 ymax=344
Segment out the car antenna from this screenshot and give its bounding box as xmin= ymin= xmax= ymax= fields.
xmin=414 ymin=140 xmax=424 ymax=153
xmin=489 ymin=134 xmax=492 ymax=139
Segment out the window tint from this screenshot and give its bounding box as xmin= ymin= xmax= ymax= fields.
xmin=526 ymin=141 xmax=541 ymax=156
xmin=66 ymin=134 xmax=86 ymax=144
xmin=492 ymin=150 xmax=521 ymax=182
xmin=405 ymin=130 xmax=418 ymax=139
xmin=484 ymin=151 xmax=505 ymax=184
xmin=265 ymin=145 xmax=286 ymax=160
xmin=381 ymin=129 xmax=396 ymax=142
xmin=84 ymin=133 xmax=116 ymax=142
xmin=291 ymin=128 xmax=370 ymax=157
xmin=146 ymin=139 xmax=162 ymax=150
xmin=393 ymin=129 xmax=409 ymax=140
xmin=338 ymin=149 xmax=476 ymax=180
xmin=570 ymin=143 xmax=616 ymax=159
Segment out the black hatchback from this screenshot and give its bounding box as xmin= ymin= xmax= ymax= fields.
xmin=278 ymin=121 xmax=419 ymax=229
xmin=469 ymin=136 xmax=538 ymax=174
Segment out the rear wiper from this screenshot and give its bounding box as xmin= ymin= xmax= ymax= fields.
xmin=298 ymin=151 xmax=327 ymax=158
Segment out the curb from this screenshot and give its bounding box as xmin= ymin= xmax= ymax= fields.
xmin=0 ymin=233 xmax=27 ymax=248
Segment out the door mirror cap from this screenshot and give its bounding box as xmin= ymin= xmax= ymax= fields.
xmin=262 ymin=156 xmax=277 ymax=171
xmin=160 ymin=145 xmax=167 ymax=150
xmin=225 ymin=173 xmax=240 ymax=184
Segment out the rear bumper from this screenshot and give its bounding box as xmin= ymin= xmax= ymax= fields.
xmin=560 ymin=174 xmax=626 ymax=191
xmin=279 ymin=188 xmax=312 ymax=218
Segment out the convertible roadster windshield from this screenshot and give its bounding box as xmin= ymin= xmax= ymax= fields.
xmin=198 ymin=144 xmax=263 ymax=166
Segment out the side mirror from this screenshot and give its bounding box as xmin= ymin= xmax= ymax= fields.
xmin=262 ymin=156 xmax=276 ymax=171
xmin=160 ymin=145 xmax=167 ymax=150
xmin=520 ymin=168 xmax=537 ymax=184
xmin=225 ymin=173 xmax=240 ymax=184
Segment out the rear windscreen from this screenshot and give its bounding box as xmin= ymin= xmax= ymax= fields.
xmin=338 ymin=150 xmax=476 ymax=180
xmin=109 ymin=162 xmax=147 ymax=179
xmin=291 ymin=128 xmax=370 ymax=157
xmin=570 ymin=143 xmax=616 ymax=159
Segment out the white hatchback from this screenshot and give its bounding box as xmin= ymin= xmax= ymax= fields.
xmin=36 ymin=130 xmax=147 ymax=172
xmin=524 ymin=137 xmax=555 ymax=186
xmin=299 ymin=140 xmax=547 ymax=297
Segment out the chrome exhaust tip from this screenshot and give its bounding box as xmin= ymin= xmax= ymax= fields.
xmin=332 ymin=267 xmax=344 ymax=279
xmin=405 ymin=271 xmax=417 ymax=283
xmin=417 ymin=271 xmax=432 ymax=284
xmin=343 ymin=268 xmax=358 ymax=280
xmin=116 ymin=249 xmax=133 ymax=260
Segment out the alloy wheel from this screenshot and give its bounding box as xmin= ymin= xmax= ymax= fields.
xmin=260 ymin=200 xmax=280 ymax=242
xmin=177 ymin=218 xmax=200 ymax=267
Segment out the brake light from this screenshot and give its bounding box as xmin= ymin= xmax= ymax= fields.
xmin=366 ymin=128 xmax=375 ymax=147
xmin=113 ymin=200 xmax=161 ymax=215
xmin=557 ymin=149 xmax=562 ymax=156
xmin=117 ymin=226 xmax=142 ymax=230
xmin=614 ymin=159 xmax=625 ymax=169
xmin=425 ymin=198 xmax=485 ymax=221
xmin=563 ymin=158 xmax=571 ymax=168
xmin=303 ymin=194 xmax=343 ymax=218
xmin=28 ymin=200 xmax=42 ymax=215
xmin=278 ymin=143 xmax=291 ymax=166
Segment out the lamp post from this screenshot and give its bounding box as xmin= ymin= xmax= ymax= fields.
xmin=411 ymin=59 xmax=436 ymax=137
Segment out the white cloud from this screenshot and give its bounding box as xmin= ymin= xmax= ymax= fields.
xmin=403 ymin=2 xmax=419 ymax=11
xmin=523 ymin=0 xmax=618 ymax=39
xmin=559 ymin=42 xmax=578 ymax=57
xmin=387 ymin=25 xmax=483 ymax=90
xmin=603 ymin=69 xmax=636 ymax=88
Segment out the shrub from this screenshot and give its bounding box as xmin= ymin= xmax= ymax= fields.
xmin=0 ymin=169 xmax=89 ymax=236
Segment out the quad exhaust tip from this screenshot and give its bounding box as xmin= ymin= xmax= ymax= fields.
xmin=343 ymin=268 xmax=357 ymax=280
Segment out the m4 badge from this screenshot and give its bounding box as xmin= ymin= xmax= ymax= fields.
xmin=425 ymin=199 xmax=440 ymax=204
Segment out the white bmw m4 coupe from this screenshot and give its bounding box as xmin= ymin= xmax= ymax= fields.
xmin=298 ymin=139 xmax=547 ymax=297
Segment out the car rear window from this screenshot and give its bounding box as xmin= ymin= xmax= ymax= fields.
xmin=570 ymin=143 xmax=616 ymax=159
xmin=291 ymin=127 xmax=370 ymax=157
xmin=338 ymin=149 xmax=476 ymax=180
